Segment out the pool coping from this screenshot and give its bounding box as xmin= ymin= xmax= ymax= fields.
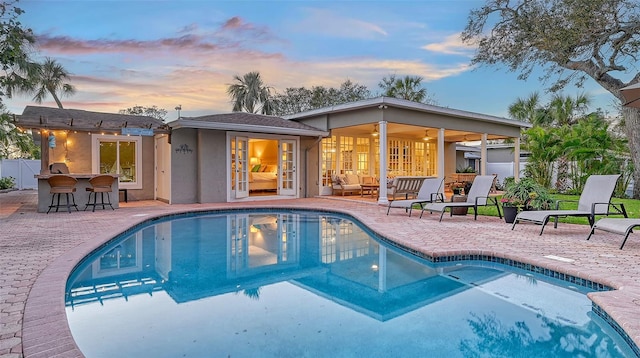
xmin=20 ymin=201 xmax=640 ymax=357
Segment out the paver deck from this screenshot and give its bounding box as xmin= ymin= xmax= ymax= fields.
xmin=1 ymin=190 xmax=640 ymax=357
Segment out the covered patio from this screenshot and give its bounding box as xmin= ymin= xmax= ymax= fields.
xmin=286 ymin=97 xmax=531 ymax=204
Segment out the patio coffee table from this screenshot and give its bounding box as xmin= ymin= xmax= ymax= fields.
xmin=360 ymin=184 xmax=379 ymax=198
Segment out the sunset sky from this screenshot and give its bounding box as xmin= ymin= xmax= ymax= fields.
xmin=7 ymin=0 xmax=619 ymax=121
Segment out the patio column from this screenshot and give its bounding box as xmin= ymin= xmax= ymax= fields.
xmin=377 ymin=246 xmax=387 ymax=293
xmin=480 ymin=133 xmax=487 ymax=175
xmin=437 ymin=128 xmax=445 ymax=180
xmin=514 ymin=137 xmax=520 ymax=181
xmin=40 ymin=130 xmax=49 ymax=174
xmin=377 ymin=120 xmax=389 ymax=205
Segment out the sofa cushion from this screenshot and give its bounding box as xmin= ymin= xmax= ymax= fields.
xmin=345 ymin=174 xmax=360 ymax=185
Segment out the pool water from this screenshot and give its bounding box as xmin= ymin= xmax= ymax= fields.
xmin=65 ymin=211 xmax=636 ymax=357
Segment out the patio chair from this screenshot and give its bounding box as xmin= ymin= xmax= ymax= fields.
xmin=387 ymin=177 xmax=444 ymax=217
xmin=84 ymin=175 xmax=115 ymax=212
xmin=586 ymin=218 xmax=640 ymax=249
xmin=46 ymin=175 xmax=79 ymax=214
xmin=511 ymin=174 xmax=627 ymax=235
xmin=420 ymin=175 xmax=501 ymax=221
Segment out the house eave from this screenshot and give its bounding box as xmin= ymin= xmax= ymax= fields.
xmin=168 ymin=119 xmax=329 ymax=137
xmin=285 ymin=96 xmax=532 ymax=129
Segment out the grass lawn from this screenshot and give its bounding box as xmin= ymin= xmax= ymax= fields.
xmin=475 ymin=194 xmax=638 ymax=225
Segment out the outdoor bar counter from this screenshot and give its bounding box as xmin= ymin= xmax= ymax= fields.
xmin=35 ymin=174 xmax=120 ymax=213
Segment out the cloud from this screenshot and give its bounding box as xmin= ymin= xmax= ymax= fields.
xmin=7 ymin=44 xmax=473 ymax=117
xmin=8 ymin=18 xmax=473 ymax=117
xmin=217 ymin=16 xmax=281 ymax=44
xmin=296 ymin=8 xmax=388 ymax=39
xmin=35 ymin=16 xmax=283 ymax=57
xmin=422 ymin=33 xmax=475 ymax=56
xmin=35 ymin=33 xmax=221 ymax=55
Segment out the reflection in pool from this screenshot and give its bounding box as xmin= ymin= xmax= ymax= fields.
xmin=65 ymin=211 xmax=635 ymax=357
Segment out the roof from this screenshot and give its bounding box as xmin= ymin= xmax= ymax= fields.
xmin=168 ymin=112 xmax=329 ymax=137
xmin=284 ymin=96 xmax=532 ymax=129
xmin=16 ymin=106 xmax=170 ymax=134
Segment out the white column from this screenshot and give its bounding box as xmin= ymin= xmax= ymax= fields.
xmin=514 ymin=137 xmax=520 ymax=181
xmin=437 ymin=128 xmax=445 ymax=180
xmin=377 ymin=246 xmax=387 ymax=293
xmin=481 ymin=133 xmax=488 ymax=175
xmin=377 ymin=120 xmax=389 ymax=205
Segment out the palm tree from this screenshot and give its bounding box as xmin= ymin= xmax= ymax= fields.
xmin=31 ymin=57 xmax=76 ymax=109
xmin=226 ymin=71 xmax=273 ymax=114
xmin=507 ymin=92 xmax=549 ymax=125
xmin=378 ymin=74 xmax=435 ymax=104
xmin=521 ymin=126 xmax=562 ymax=188
xmin=547 ymin=93 xmax=591 ymax=191
xmin=548 ymin=93 xmax=590 ymax=126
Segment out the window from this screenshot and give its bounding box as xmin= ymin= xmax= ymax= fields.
xmin=356 ymin=137 xmax=369 ymax=174
xmin=321 ymin=136 xmax=336 ymax=186
xmin=92 ymin=135 xmax=142 ymax=189
xmin=339 ymin=136 xmax=354 ymax=174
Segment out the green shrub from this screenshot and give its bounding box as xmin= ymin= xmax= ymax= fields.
xmin=0 ymin=176 xmax=16 ymax=190
xmin=456 ymin=166 xmax=476 ymax=173
xmin=502 ymin=177 xmax=554 ymax=210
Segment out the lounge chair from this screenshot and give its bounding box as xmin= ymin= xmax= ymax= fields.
xmin=587 ymin=218 xmax=640 ymax=249
xmin=387 ymin=177 xmax=444 ymax=216
xmin=511 ymin=174 xmax=627 ymax=235
xmin=421 ymin=175 xmax=501 ymax=221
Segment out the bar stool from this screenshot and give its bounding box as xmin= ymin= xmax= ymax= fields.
xmin=47 ymin=175 xmax=79 ymax=214
xmin=85 ymin=175 xmax=115 ymax=212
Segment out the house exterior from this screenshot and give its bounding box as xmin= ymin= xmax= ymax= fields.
xmin=16 ymin=106 xmax=169 ymax=203
xmin=165 ymin=113 xmax=328 ymax=204
xmin=17 ymin=97 xmax=531 ymax=206
xmin=285 ymin=97 xmax=531 ymax=204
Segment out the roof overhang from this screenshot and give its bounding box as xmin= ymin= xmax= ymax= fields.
xmin=285 ymin=96 xmax=532 ymax=130
xmin=168 ymin=119 xmax=329 ymax=137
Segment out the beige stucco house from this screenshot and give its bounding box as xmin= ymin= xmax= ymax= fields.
xmin=167 ymin=97 xmax=530 ymax=205
xmin=17 ymin=97 xmax=530 ymax=207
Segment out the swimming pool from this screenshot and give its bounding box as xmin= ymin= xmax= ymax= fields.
xmin=65 ymin=210 xmax=636 ymax=357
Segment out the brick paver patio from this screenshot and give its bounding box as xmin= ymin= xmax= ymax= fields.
xmin=1 ymin=190 xmax=640 ymax=357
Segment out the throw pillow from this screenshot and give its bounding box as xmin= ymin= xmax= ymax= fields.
xmin=251 ymin=164 xmax=261 ymax=172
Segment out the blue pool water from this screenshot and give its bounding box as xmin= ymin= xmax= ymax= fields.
xmin=65 ymin=210 xmax=636 ymax=357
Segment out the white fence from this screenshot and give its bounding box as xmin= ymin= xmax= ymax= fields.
xmin=0 ymin=159 xmax=40 ymax=189
xmin=486 ymin=162 xmax=527 ymax=188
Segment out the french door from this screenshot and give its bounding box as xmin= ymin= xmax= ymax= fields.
xmin=279 ymin=139 xmax=297 ymax=196
xmin=234 ymin=136 xmax=249 ymax=199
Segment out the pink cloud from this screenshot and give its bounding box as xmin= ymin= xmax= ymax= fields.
xmin=35 ymin=33 xmax=222 ymax=55
xmin=218 ymin=16 xmax=277 ymax=43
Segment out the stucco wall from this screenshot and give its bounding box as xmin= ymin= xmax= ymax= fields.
xmin=444 ymin=142 xmax=457 ymax=178
xmin=301 ymin=137 xmax=320 ymax=197
xmin=197 ymin=130 xmax=227 ymax=203
xmin=64 ymin=132 xmax=91 ymax=173
xmin=487 ymin=147 xmax=516 ymax=162
xmin=171 ymin=128 xmax=199 ymax=204
xmin=48 ymin=131 xmax=156 ymax=201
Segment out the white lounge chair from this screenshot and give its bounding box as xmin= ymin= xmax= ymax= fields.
xmin=587 ymin=218 xmax=640 ymax=249
xmin=387 ymin=177 xmax=444 ymax=217
xmin=511 ymin=174 xmax=627 ymax=235
xmin=421 ymin=175 xmax=501 ymax=221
